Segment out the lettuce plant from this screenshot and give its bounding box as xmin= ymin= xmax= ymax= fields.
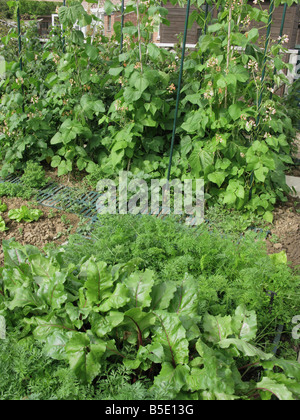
xmin=0 ymin=200 xmax=7 ymax=212
xmin=8 ymin=206 xmax=43 ymax=223
xmin=0 ymin=215 xmax=7 ymax=232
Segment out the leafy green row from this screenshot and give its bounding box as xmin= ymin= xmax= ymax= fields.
xmin=1 ymin=0 xmax=299 ymax=219
xmin=62 ymin=214 xmax=299 ymax=329
xmin=0 ymin=239 xmax=299 ymax=400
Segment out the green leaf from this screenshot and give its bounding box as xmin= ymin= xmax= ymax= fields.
xmin=232 ymin=305 xmax=257 ymax=341
xmin=0 ymin=200 xmax=8 ymax=212
xmin=6 ymin=281 xmax=44 ymax=312
xmin=219 ymin=339 xmax=273 ymax=360
xmin=104 ymin=0 xmax=115 ymax=15
xmin=263 ymin=210 xmax=274 ymax=223
xmin=79 ymin=258 xmax=113 ymax=306
xmin=262 ymin=359 xmax=300 ymax=382
xmin=189 ymin=338 xmax=237 ymax=397
xmin=123 ymin=269 xmax=155 ymax=309
xmin=181 ymin=111 xmax=203 ymax=133
xmin=134 ymin=73 xmax=150 ymax=94
xmin=151 ymin=282 xmax=177 ymax=310
xmin=256 ymin=377 xmax=294 ymax=400
xmin=99 ymin=283 xmax=130 ymax=312
xmin=29 ymin=254 xmax=68 ymax=310
xmin=152 ymin=311 xmax=189 ymax=365
xmin=0 ymin=215 xmax=8 ymax=232
xmin=168 ymin=274 xmax=200 ymax=321
xmin=1 ymin=240 xmax=40 ymax=267
xmin=246 ymin=28 xmax=259 ymax=43
xmin=150 ymin=362 xmax=190 ymax=399
xmin=109 ymin=66 xmax=124 ymax=76
xmin=254 ymin=166 xmax=268 ymax=183
xmin=65 ymin=332 xmax=106 ymax=383
xmin=147 ymin=43 xmax=161 ymax=60
xmin=203 ymin=313 xmax=233 ymax=344
xmin=228 ymin=103 xmax=242 ymax=121
xmin=85 ymin=44 xmax=98 ymax=61
xmin=33 ymin=315 xmax=76 ymax=344
xmin=43 ymin=329 xmax=75 ymax=361
xmin=269 ymin=251 xmax=287 ymax=265
xmin=91 ymin=311 xmax=124 ymax=338
xmin=8 ymin=206 xmax=43 ymax=223
xmin=80 ymin=95 xmax=105 ymax=119
xmin=189 ymin=144 xmax=213 ymax=176
xmin=208 ymin=171 xmax=226 ymax=188
xmin=231 ymin=65 xmax=249 ymax=83
xmin=51 ymin=155 xmax=61 ymax=168
xmin=122 ymin=307 xmax=156 ymax=345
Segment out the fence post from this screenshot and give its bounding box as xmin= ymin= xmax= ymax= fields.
xmin=62 ymin=0 xmax=66 ymax=53
xmin=17 ymin=0 xmax=22 ymax=71
xmin=120 ymin=0 xmax=125 ymax=53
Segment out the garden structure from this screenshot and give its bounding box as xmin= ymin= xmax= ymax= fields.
xmin=0 ymin=0 xmax=300 ymax=401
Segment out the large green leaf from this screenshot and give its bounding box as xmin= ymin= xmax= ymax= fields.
xmin=80 ymin=94 xmax=105 ymax=119
xmin=43 ymin=329 xmax=76 ymax=361
xmin=188 ymin=338 xmax=237 ymax=397
xmin=6 ymin=281 xmax=45 ymax=312
xmin=91 ymin=311 xmax=124 ymax=338
xmin=189 ymin=144 xmax=213 ymax=176
xmin=219 ymin=339 xmax=273 ymax=360
xmin=152 ymin=311 xmax=189 ymax=365
xmin=59 ymin=3 xmax=92 ymax=28
xmin=134 ymin=73 xmax=150 ymax=94
xmin=256 ymin=377 xmax=294 ymax=401
xmin=207 ymin=171 xmax=226 ymax=188
xmin=150 ymin=282 xmax=177 ymax=310
xmin=29 ymin=254 xmax=68 ymax=310
xmin=123 ymin=269 xmax=154 ymax=309
xmin=181 ymin=110 xmax=204 ymax=134
xmin=79 ymin=259 xmax=113 ymax=306
xmin=98 ymin=283 xmax=130 ymax=312
xmin=231 ymin=305 xmax=257 ymax=341
xmin=2 ymin=239 xmax=40 ymax=267
xmin=122 ymin=307 xmax=156 ymax=345
xmin=85 ymin=44 xmax=99 ymax=62
xmin=65 ymin=332 xmax=106 ymax=383
xmin=203 ymin=313 xmax=233 ymax=344
xmin=262 ymin=359 xmax=300 ymax=382
xmin=33 ymin=315 xmax=76 ymax=344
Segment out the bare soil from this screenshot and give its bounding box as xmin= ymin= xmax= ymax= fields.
xmin=265 ymin=195 xmax=300 ymax=269
xmin=0 ymin=197 xmax=81 ymax=266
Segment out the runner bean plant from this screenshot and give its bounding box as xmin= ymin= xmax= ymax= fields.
xmin=0 ymin=0 xmax=299 ymax=220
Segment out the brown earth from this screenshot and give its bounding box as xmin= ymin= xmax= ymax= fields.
xmin=265 ymin=195 xmax=300 ymax=269
xmin=0 ymin=197 xmax=81 ymax=266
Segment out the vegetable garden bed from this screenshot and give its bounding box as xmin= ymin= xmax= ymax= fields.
xmin=1 ymin=0 xmax=300 ymax=401
xmin=0 ymin=196 xmax=80 ymax=266
xmin=265 ymin=195 xmax=300 ymax=268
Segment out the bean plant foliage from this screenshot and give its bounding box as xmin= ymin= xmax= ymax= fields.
xmin=0 ymin=0 xmax=299 ymax=220
xmin=0 ymin=235 xmax=300 ymax=400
